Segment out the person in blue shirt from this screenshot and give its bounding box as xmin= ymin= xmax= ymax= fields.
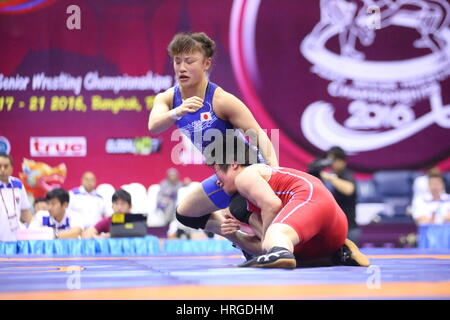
xmin=148 ymin=32 xmax=278 ymax=252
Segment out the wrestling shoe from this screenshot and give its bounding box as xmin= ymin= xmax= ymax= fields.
xmin=238 ymin=246 xmax=296 ymax=269
xmin=333 ymin=239 xmax=370 ymax=267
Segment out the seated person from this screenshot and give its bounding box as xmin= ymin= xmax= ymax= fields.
xmin=82 ymin=189 xmax=132 ymax=239
xmin=29 ymin=188 xmax=83 ymax=239
xmin=412 ymin=165 xmax=441 ymax=201
xmin=412 ymin=172 xmax=450 ymax=225
xmin=156 ymin=168 xmax=183 ymax=225
xmin=69 ymin=171 xmax=108 ymax=229
xmin=33 ymin=197 xmax=48 ymax=214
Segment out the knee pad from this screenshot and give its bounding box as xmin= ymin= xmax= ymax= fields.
xmin=229 ymin=193 xmax=252 ymax=224
xmin=176 ymin=210 xmax=211 ymax=229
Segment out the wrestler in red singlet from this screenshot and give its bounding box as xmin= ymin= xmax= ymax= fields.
xmin=245 ymin=166 xmax=348 ymax=260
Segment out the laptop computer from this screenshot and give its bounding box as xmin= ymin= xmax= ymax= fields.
xmin=110 ymin=213 xmax=148 ymax=238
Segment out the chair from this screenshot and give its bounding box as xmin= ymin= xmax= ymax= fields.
xmin=355 ymin=179 xmax=387 ymax=225
xmin=121 ymin=183 xmax=149 ymax=214
xmin=356 ymin=180 xmax=382 ymax=203
xmin=373 ymin=170 xmax=415 ymax=217
xmin=146 ymin=184 xmax=166 ymax=227
xmin=444 ymin=171 xmax=450 ymax=193
xmin=96 ymin=183 xmax=115 ymax=216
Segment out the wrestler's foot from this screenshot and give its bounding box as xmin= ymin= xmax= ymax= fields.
xmin=333 ymin=239 xmax=370 ymax=267
xmin=238 ymin=246 xmax=296 ymax=269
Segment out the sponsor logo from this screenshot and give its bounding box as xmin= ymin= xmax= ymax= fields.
xmin=30 ymin=137 xmax=87 ymax=157
xmin=231 ymin=0 xmax=450 ymax=170
xmin=0 ymin=136 xmax=11 ymax=154
xmin=105 ymin=137 xmax=162 ymax=155
xmin=300 ymin=0 xmax=450 ymax=153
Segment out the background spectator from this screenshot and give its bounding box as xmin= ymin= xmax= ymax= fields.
xmin=156 ymin=168 xmax=183 ymax=225
xmin=69 ymin=171 xmax=108 ymax=229
xmin=412 ymin=165 xmax=441 ymax=201
xmin=29 ymin=188 xmax=83 ymax=239
xmin=412 ymin=173 xmax=450 ymax=225
xmin=33 ymin=197 xmax=48 ymax=214
xmin=309 ymin=146 xmax=360 ymax=245
xmin=82 ymin=189 xmax=132 ymax=239
xmin=0 ymin=153 xmax=32 ymax=241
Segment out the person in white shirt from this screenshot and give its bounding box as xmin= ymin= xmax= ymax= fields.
xmin=412 ymin=173 xmax=450 ymax=225
xmin=30 ymin=188 xmax=83 ymax=239
xmin=0 ymin=154 xmax=32 ymax=242
xmin=68 ymin=171 xmax=107 ymax=229
xmin=33 ymin=197 xmax=48 ymax=214
xmin=412 ymin=165 xmax=441 ymax=201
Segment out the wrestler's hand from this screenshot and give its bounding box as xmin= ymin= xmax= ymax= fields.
xmin=173 ymin=96 xmax=204 ymax=117
xmin=221 ymin=213 xmax=241 ymax=235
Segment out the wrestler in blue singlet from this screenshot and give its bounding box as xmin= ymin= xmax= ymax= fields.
xmin=173 ymin=82 xmax=262 ymax=209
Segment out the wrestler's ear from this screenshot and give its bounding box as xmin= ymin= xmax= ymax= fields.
xmin=231 ymin=162 xmax=239 ymax=171
xmin=203 ymin=57 xmax=212 ymax=72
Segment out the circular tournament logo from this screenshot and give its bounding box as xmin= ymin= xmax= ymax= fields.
xmin=0 ymin=136 xmax=11 ymax=154
xmin=230 ymin=0 xmax=450 ymax=171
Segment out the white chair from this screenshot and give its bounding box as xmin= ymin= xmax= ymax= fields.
xmin=167 ymin=182 xmax=208 ymax=239
xmin=96 ymin=183 xmax=115 ymax=216
xmin=146 ymin=184 xmax=166 ymax=227
xmin=121 ymin=183 xmax=149 ymax=214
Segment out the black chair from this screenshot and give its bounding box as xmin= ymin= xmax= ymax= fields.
xmin=356 ymin=179 xmax=383 ymax=203
xmin=373 ymin=170 xmax=415 ymax=217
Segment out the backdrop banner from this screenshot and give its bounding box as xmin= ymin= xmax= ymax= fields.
xmin=1 ymin=0 xmax=449 ymax=193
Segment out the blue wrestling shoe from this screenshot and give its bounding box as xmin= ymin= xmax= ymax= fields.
xmin=238 ymin=246 xmax=296 ymax=269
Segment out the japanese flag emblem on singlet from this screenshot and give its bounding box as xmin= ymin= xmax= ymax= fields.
xmin=200 ymin=112 xmax=212 ymax=122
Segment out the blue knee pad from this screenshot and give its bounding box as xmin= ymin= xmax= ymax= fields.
xmin=201 ymin=174 xmax=231 ymax=209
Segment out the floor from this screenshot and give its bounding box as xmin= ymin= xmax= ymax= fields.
xmin=0 ymin=248 xmax=449 ymax=299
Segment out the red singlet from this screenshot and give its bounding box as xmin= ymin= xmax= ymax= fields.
xmin=247 ymin=166 xmax=348 ymax=260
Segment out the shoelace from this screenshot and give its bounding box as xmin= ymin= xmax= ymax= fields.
xmin=340 ymin=247 xmax=351 ymax=263
xmin=256 ymin=250 xmax=291 ymax=263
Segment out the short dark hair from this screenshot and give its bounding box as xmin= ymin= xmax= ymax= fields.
xmin=0 ymin=153 xmax=13 ymax=166
xmin=46 ymin=188 xmax=70 ymax=205
xmin=205 ymin=132 xmax=259 ymax=172
xmin=327 ymin=146 xmax=347 ymax=161
xmin=168 ymin=32 xmax=215 ymax=59
xmin=112 ymin=189 xmax=132 ymax=206
xmin=34 ymin=197 xmax=48 ymax=205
